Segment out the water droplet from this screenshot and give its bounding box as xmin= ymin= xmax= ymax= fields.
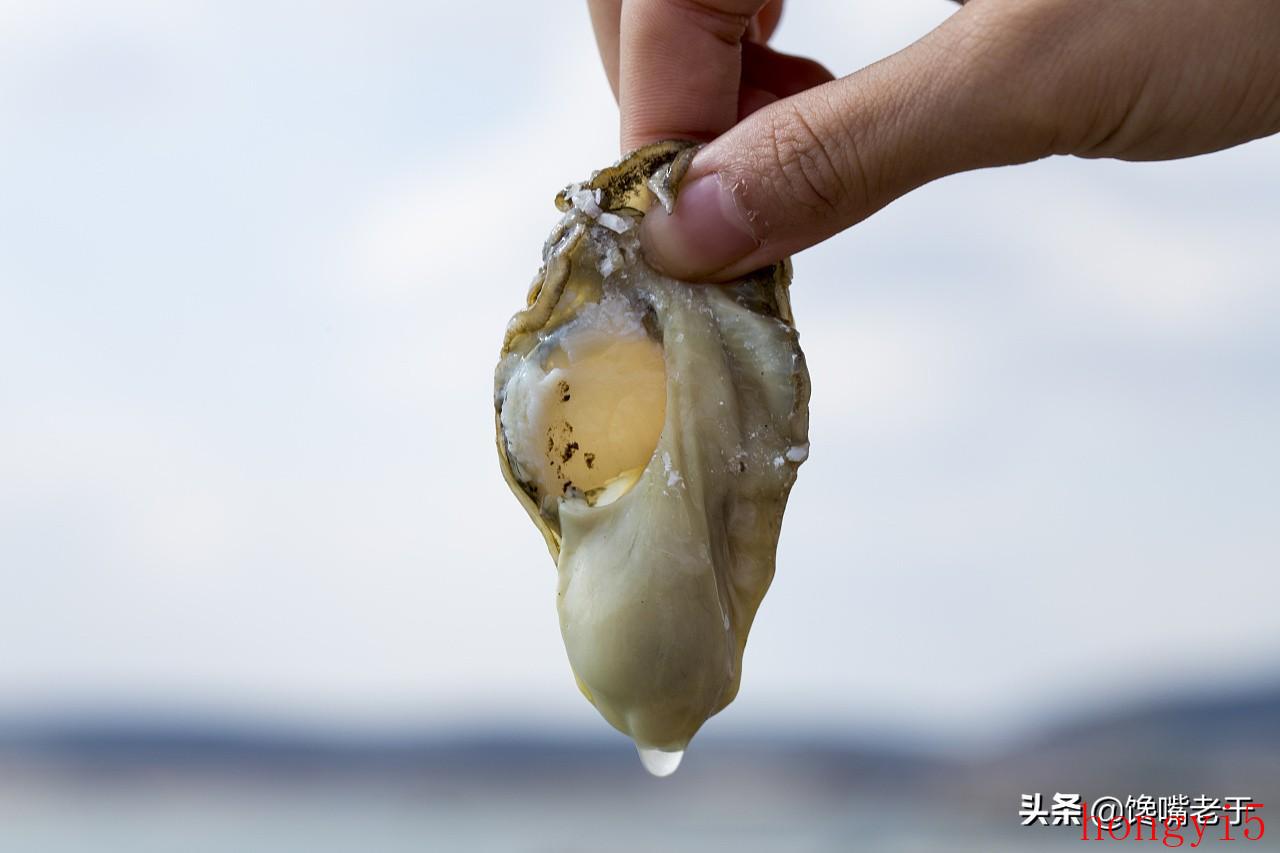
xmin=636 ymin=745 xmax=684 ymax=777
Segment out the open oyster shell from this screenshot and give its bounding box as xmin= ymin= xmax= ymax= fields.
xmin=494 ymin=141 xmax=810 ymax=774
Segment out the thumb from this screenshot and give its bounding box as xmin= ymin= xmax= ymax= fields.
xmin=640 ymin=3 xmax=1060 ymax=282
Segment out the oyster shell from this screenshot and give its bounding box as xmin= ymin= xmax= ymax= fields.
xmin=494 ymin=141 xmax=810 ymax=773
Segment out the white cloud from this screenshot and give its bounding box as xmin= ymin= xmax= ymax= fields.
xmin=1 ymin=0 xmax=1278 ymax=743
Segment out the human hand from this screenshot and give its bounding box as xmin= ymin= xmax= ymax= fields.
xmin=588 ymin=0 xmax=1280 ymax=281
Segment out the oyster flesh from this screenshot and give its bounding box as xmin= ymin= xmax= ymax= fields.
xmin=494 ymin=141 xmax=810 ymax=775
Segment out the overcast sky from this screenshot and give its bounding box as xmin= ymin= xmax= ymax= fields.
xmin=1 ymin=0 xmax=1277 ymax=749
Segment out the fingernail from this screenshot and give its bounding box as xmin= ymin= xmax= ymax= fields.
xmin=640 ymin=173 xmax=760 ymax=280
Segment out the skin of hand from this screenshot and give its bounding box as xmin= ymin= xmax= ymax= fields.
xmin=587 ymin=0 xmax=1280 ymax=282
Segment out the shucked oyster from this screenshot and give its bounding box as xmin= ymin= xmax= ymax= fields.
xmin=494 ymin=141 xmax=810 ymax=775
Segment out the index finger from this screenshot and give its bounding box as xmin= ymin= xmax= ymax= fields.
xmin=588 ymin=0 xmax=623 ymax=99
xmin=619 ymin=0 xmax=773 ymax=151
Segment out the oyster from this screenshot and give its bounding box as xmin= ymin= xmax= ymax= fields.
xmin=494 ymin=141 xmax=810 ymax=775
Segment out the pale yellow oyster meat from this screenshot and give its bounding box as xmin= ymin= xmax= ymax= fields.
xmin=494 ymin=141 xmax=810 ymax=776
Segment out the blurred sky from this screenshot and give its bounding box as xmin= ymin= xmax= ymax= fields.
xmin=1 ymin=0 xmax=1277 ymax=749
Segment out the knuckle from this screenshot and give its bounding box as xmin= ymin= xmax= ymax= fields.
xmin=944 ymin=0 xmax=1096 ymax=157
xmin=765 ymin=100 xmax=864 ymax=220
xmin=661 ymin=0 xmax=754 ymax=47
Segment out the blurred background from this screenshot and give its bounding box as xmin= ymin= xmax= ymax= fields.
xmin=1 ymin=1 xmax=1277 ymax=850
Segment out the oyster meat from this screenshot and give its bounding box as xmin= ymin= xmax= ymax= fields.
xmin=494 ymin=141 xmax=810 ymax=775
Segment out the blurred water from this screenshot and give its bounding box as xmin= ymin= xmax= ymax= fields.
xmin=2 ymin=685 xmax=1275 ymax=853
xmin=4 ymin=783 xmax=1081 ymax=853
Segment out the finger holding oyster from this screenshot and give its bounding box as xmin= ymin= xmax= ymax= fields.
xmin=494 ymin=141 xmax=809 ymax=776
